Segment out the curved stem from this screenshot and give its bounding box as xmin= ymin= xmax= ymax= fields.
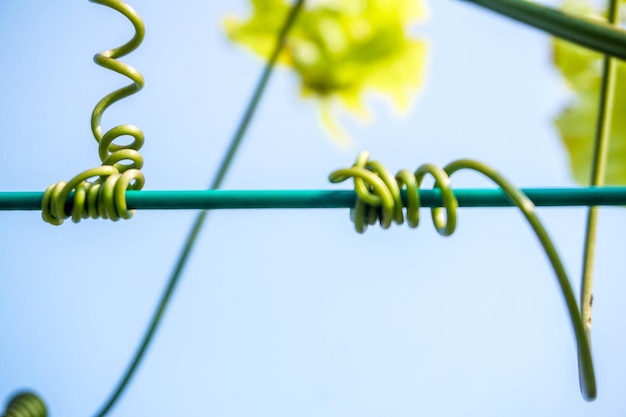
xmin=445 ymin=160 xmax=596 ymax=400
xmin=91 ymin=2 xmax=305 ymax=416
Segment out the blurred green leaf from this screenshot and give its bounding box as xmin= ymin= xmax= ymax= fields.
xmin=553 ymin=0 xmax=626 ymax=184
xmin=223 ymin=0 xmax=428 ymax=143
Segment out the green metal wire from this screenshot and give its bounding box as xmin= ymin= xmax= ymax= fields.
xmin=580 ymin=0 xmax=621 ymax=358
xmin=90 ymin=1 xmax=306 ymax=416
xmin=461 ymin=0 xmax=626 ymax=60
xmin=3 ymin=188 xmax=626 ymax=211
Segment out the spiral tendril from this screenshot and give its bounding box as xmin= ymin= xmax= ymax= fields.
xmin=329 ymin=151 xmax=597 ymax=400
xmin=42 ymin=0 xmax=145 ymax=225
xmin=329 ymin=151 xmax=458 ymax=234
xmin=2 ymin=392 xmax=47 ymax=417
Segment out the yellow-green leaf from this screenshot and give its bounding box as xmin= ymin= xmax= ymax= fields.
xmin=223 ymin=0 xmax=428 ymax=142
xmin=552 ymin=0 xmax=626 ymax=184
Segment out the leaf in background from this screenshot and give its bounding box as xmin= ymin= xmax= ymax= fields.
xmin=223 ymin=0 xmax=428 ymax=143
xmin=552 ymin=0 xmax=626 ymax=184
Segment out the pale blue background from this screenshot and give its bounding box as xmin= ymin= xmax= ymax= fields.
xmin=1 ymin=1 xmax=626 ymax=416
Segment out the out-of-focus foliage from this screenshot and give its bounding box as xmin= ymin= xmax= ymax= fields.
xmin=223 ymin=0 xmax=428 ymax=143
xmin=552 ymin=0 xmax=626 ymax=184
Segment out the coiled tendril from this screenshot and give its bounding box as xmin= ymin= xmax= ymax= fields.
xmin=329 ymin=151 xmax=597 ymax=401
xmin=2 ymin=392 xmax=46 ymax=417
xmin=42 ymin=0 xmax=145 ymax=225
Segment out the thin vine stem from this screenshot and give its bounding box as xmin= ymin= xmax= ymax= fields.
xmin=91 ymin=2 xmax=305 ymax=416
xmin=580 ymin=0 xmax=620 ymax=347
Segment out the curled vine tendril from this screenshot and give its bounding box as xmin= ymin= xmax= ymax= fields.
xmin=329 ymin=151 xmax=597 ymax=400
xmin=1 ymin=392 xmax=47 ymax=417
xmin=41 ymin=0 xmax=145 ymax=225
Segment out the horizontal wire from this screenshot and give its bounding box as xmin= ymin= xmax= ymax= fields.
xmin=2 ymin=187 xmax=626 ymax=211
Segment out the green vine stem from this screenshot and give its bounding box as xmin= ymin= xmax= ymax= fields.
xmin=91 ymin=1 xmax=306 ymax=416
xmin=330 ymin=153 xmax=596 ymax=400
xmin=42 ymin=0 xmax=145 ymax=226
xmin=461 ymin=0 xmax=626 ymax=60
xmin=580 ymin=0 xmax=620 ymax=356
xmin=447 ymin=160 xmax=597 ymax=401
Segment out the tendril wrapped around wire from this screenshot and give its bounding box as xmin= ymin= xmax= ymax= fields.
xmin=329 ymin=151 xmax=597 ymax=400
xmin=42 ymin=0 xmax=145 ymax=225
xmin=329 ymin=151 xmax=457 ymax=234
xmin=2 ymin=392 xmax=47 ymax=417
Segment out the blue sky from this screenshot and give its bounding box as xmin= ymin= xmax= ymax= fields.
xmin=1 ymin=1 xmax=626 ymax=416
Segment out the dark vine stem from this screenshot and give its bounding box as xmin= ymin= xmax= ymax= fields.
xmin=91 ymin=1 xmax=306 ymax=416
